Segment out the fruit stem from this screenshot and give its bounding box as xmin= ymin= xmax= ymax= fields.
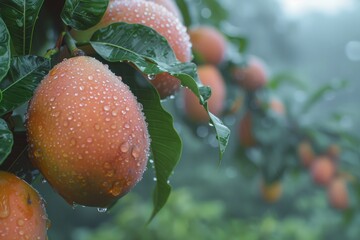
xmin=44 ymin=31 xmax=65 ymax=59
xmin=64 ymin=32 xmax=85 ymax=57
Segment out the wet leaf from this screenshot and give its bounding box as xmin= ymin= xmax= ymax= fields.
xmin=0 ymin=17 xmax=11 ymax=82
xmin=61 ymin=0 xmax=109 ymax=30
xmin=130 ymin=74 xmax=182 ymax=223
xmin=0 ymin=0 xmax=45 ymax=55
xmin=91 ymin=22 xmax=230 ymax=160
xmin=0 ymin=55 xmax=51 ymax=116
xmin=0 ymin=118 xmax=13 ymax=165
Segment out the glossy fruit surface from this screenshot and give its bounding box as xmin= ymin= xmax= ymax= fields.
xmin=183 ymin=65 xmax=226 ymax=123
xmin=189 ymin=26 xmax=226 ymax=65
xmin=238 ymin=112 xmax=256 ymax=147
xmin=311 ymin=156 xmax=336 ymax=186
xmin=0 ymin=171 xmax=48 ymax=240
xmin=72 ymin=0 xmax=192 ymax=98
xmin=233 ymin=56 xmax=268 ymax=91
xmin=298 ymin=141 xmax=315 ymax=167
xmin=27 ymin=56 xmax=150 ymax=207
xmin=327 ymin=177 xmax=348 ymax=209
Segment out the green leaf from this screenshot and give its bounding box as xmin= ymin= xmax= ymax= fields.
xmin=0 ymin=0 xmax=45 ymax=55
xmin=0 ymin=118 xmax=13 ymax=165
xmin=61 ymin=0 xmax=109 ymax=30
xmin=226 ymin=35 xmax=248 ymax=53
xmin=301 ymin=80 xmax=348 ymax=114
xmin=127 ymin=74 xmax=182 ymax=222
xmin=268 ymin=73 xmax=308 ymax=90
xmin=0 ymin=55 xmax=51 ymax=116
xmin=0 ymin=17 xmax=11 ymax=82
xmin=91 ymin=22 xmax=230 ymax=159
xmin=175 ymin=0 xmax=193 ymax=27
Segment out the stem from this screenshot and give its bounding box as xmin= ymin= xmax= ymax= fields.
xmin=44 ymin=31 xmax=65 ymax=59
xmin=64 ymin=32 xmax=85 ymax=57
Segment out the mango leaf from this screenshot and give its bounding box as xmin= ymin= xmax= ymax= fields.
xmin=108 ymin=62 xmax=182 ymax=221
xmin=126 ymin=71 xmax=182 ymax=222
xmin=0 ymin=118 xmax=13 ymax=165
xmin=268 ymin=72 xmax=308 ymax=90
xmin=0 ymin=55 xmax=51 ymax=116
xmin=90 ymin=22 xmax=230 ymax=159
xmin=175 ymin=0 xmax=193 ymax=27
xmin=0 ymin=17 xmax=11 ymax=82
xmin=301 ymin=80 xmax=348 ymax=114
xmin=61 ymin=0 xmax=109 ymax=30
xmin=0 ymin=0 xmax=44 ymax=55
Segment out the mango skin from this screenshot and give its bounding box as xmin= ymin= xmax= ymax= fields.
xmin=327 ymin=177 xmax=348 ymax=210
xmin=72 ymin=0 xmax=192 ymax=99
xmin=311 ymin=157 xmax=335 ymax=186
xmin=233 ymin=56 xmax=268 ymax=91
xmin=189 ymin=26 xmax=226 ymax=65
xmin=0 ymin=171 xmax=48 ymax=240
xmin=27 ymin=56 xmax=150 ymax=208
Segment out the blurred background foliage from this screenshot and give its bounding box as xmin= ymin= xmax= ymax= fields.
xmin=35 ymin=0 xmax=360 ymax=239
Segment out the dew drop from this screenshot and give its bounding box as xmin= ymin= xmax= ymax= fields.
xmin=103 ymin=162 xmax=111 ymax=169
xmin=120 ymin=142 xmax=130 ymax=153
xmin=94 ymin=124 xmax=100 ymax=130
xmin=17 ymin=219 xmax=24 ymax=226
xmin=111 ymin=110 xmax=118 ymax=116
xmin=88 ymin=75 xmax=94 ymax=80
xmin=103 ymin=105 xmax=110 ymax=111
xmin=86 ymin=137 xmax=93 ymax=143
xmin=147 ymin=74 xmax=156 ymax=80
xmin=109 ymin=182 xmax=122 ymax=196
xmin=97 ymin=208 xmax=107 ymax=213
xmin=70 ymin=138 xmax=76 ymax=147
xmin=102 ymin=181 xmax=110 ymax=189
xmin=124 ymin=123 xmax=130 ymax=129
xmin=106 ymin=170 xmax=115 ymax=177
xmin=0 ymin=194 xmax=10 ymax=218
xmin=131 ymin=146 xmax=140 ymax=158
xmin=52 ymin=111 xmax=60 ymax=117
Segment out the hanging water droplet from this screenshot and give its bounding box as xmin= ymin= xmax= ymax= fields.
xmin=147 ymin=74 xmax=156 ymax=80
xmin=97 ymin=208 xmax=107 ymax=213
